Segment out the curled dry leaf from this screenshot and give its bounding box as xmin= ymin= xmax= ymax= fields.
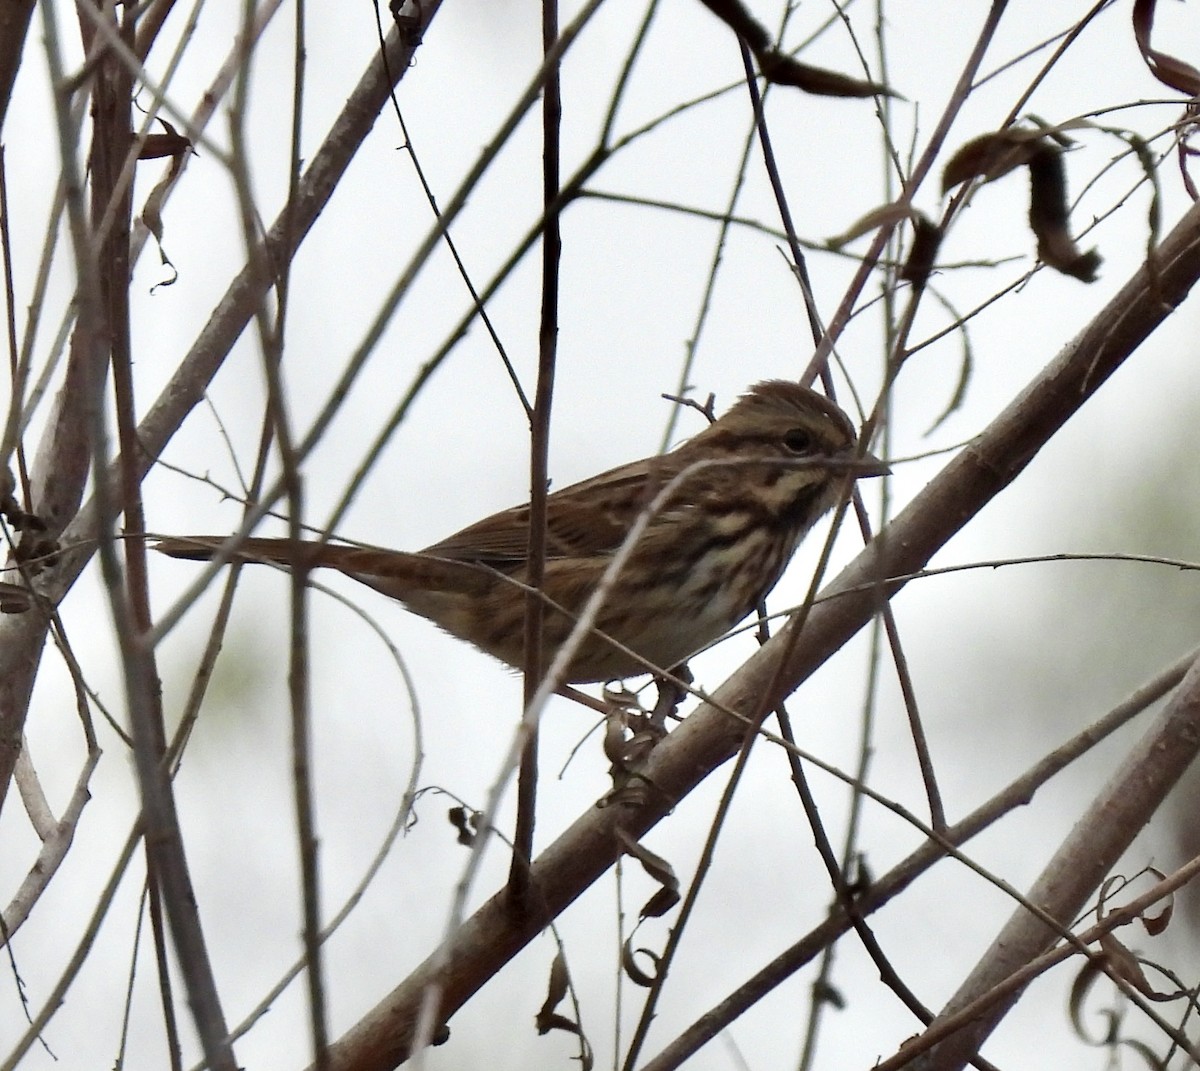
xmin=697 ymin=0 xmax=769 ymax=53
xmin=900 ymin=215 xmax=943 ymax=289
xmin=1096 ymin=868 xmax=1173 ymax=939
xmin=943 ymin=129 xmax=1100 ymax=282
xmin=602 ymin=688 xmax=674 ymax=808
xmin=827 ymin=204 xmax=941 ymax=288
xmin=1097 ymin=931 xmax=1179 ymax=1003
xmin=813 ymin=979 xmax=846 ymax=1011
xmin=390 ymin=0 xmax=426 ymax=47
xmin=697 ymin=0 xmax=891 ymax=98
xmin=648 ymin=671 xmax=690 ymax=727
xmin=0 ymin=475 xmax=49 ymax=540
xmin=140 ymin=119 xmax=191 ymax=289
xmin=757 ymin=50 xmax=891 ymax=98
xmin=535 ymin=951 xmax=593 ymax=1068
xmin=1130 ymin=0 xmax=1200 ymax=199
xmin=846 ymin=851 xmax=873 ymax=898
xmin=1133 ymin=0 xmax=1200 ymax=96
xmin=1096 ymin=872 xmax=1126 ymax=916
xmin=0 ymin=479 xmax=54 ymax=593
xmin=826 ymin=201 xmax=927 ymax=250
xmin=1069 ymin=955 xmax=1170 ymax=1070
xmin=1140 ymin=867 xmax=1172 ymax=937
xmin=612 ymin=728 xmax=660 ymax=774
xmin=942 ymin=129 xmax=1049 ymax=192
xmin=1068 ymin=956 xmax=1118 ymax=1045
xmin=616 ymin=825 xmax=680 ymax=918
xmin=13 ymin=528 xmax=58 ymax=573
xmin=447 ymin=804 xmax=480 ymax=846
xmin=0 ymin=467 xmax=16 ymax=517
xmin=1072 ymin=871 xmax=1182 ymax=1016
xmin=1027 ymin=144 xmax=1102 ymax=282
xmin=1097 ymin=931 xmax=1154 ymax=996
xmin=603 ymin=707 xmax=632 ymax=766
xmin=622 ymin=934 xmax=661 ymax=988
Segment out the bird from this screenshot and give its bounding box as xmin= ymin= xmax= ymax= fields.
xmin=156 ymin=381 xmax=886 ymax=684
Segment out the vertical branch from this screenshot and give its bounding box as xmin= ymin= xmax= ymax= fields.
xmin=38 ymin=0 xmax=237 ymax=1066
xmin=738 ymin=27 xmax=946 ymax=836
xmin=509 ymin=0 xmax=561 ymax=908
xmin=99 ymin=2 xmax=238 ymax=1067
xmin=281 ymin=4 xmax=328 ymax=1064
xmin=90 ymin=4 xmax=189 ymax=1061
xmin=797 ymin=2 xmax=899 ymax=1027
xmin=0 ymin=149 xmax=28 ymax=506
xmin=0 ymin=0 xmax=36 ymax=137
xmin=225 ymin=0 xmax=326 ymax=1061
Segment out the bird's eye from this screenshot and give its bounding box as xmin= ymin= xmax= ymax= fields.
xmin=782 ymin=427 xmax=814 ymax=454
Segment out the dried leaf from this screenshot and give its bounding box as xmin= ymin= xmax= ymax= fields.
xmin=942 ymin=130 xmax=1045 ymax=193
xmin=616 ymin=826 xmax=680 ymax=918
xmin=447 ymin=805 xmax=479 ymax=846
xmin=1140 ymin=867 xmax=1173 ymax=936
xmin=140 ymin=120 xmax=190 ymax=291
xmin=603 ymin=707 xmax=630 ymax=766
xmin=390 ymin=0 xmax=426 ymax=47
xmin=639 ymin=882 xmax=681 ymax=920
xmin=1027 ymin=143 xmax=1101 ymax=282
xmin=1133 ymin=0 xmax=1200 ymax=96
xmin=827 ymin=202 xmax=926 ymax=249
xmin=900 ymin=215 xmax=943 ymax=288
xmin=696 ymin=0 xmax=891 ymax=98
xmin=922 ymin=291 xmax=973 ymax=434
xmin=139 ymin=127 xmax=191 ymax=162
xmin=14 ymin=529 xmax=58 ymax=571
xmin=622 ymin=934 xmax=661 ymax=987
xmin=1068 ymin=956 xmax=1118 ymax=1044
xmin=1097 ymin=932 xmax=1154 ymax=995
xmin=536 ymin=954 xmax=572 ymax=1032
xmin=945 ymin=129 xmax=1100 ymax=282
xmin=0 ymin=482 xmax=51 ymax=574
xmin=1070 ymin=942 xmax=1173 ymax=1068
xmin=1097 ymin=873 xmax=1125 ymax=911
xmin=758 ymin=50 xmax=891 ymax=98
xmin=813 ymin=979 xmax=846 ymax=1010
xmin=846 ymin=852 xmax=873 ymax=898
xmin=696 ymin=0 xmax=769 ymax=53
xmin=534 ymin=954 xmax=593 ymax=1067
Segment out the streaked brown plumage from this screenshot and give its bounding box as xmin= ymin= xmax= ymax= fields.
xmin=156 ymin=381 xmax=885 ymax=682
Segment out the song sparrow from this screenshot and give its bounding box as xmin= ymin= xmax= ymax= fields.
xmin=156 ymin=381 xmax=886 ymax=683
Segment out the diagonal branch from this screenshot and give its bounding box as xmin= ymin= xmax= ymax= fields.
xmin=899 ymin=665 xmax=1200 ymax=1068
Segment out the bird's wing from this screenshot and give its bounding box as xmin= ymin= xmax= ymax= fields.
xmin=421 ymin=459 xmax=663 ymax=565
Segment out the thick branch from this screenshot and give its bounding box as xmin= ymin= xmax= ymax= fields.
xmin=902 ymin=653 xmax=1200 ymax=1069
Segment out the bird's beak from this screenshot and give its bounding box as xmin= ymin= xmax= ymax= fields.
xmin=848 ymin=450 xmax=890 ymax=477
